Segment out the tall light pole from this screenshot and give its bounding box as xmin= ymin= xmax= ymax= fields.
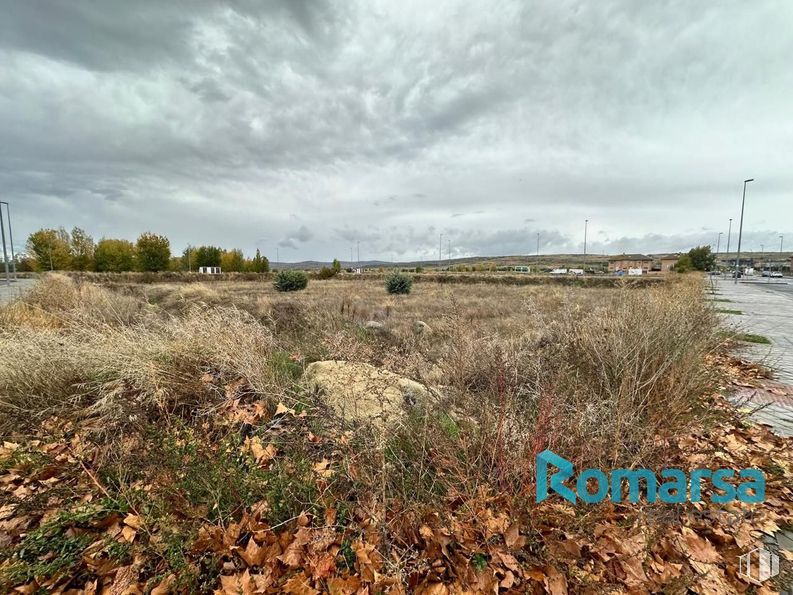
xmin=781 ymin=235 xmax=785 ymax=277
xmin=438 ymin=233 xmax=443 ymax=271
xmin=0 ymin=201 xmax=15 ymax=281
xmin=0 ymin=203 xmax=9 ymax=285
xmin=583 ymin=219 xmax=588 ymax=257
xmin=357 ymin=241 xmax=360 ymax=271
xmin=734 ymin=179 xmax=754 ymax=284
xmin=726 ymin=218 xmax=732 ymax=265
xmin=536 ymin=232 xmax=540 ymax=262
xmin=716 ymin=232 xmax=723 ymax=255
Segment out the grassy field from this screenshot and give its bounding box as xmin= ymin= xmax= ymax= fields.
xmin=0 ymin=274 xmax=790 ymax=593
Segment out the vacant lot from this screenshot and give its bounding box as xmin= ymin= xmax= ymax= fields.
xmin=0 ymin=274 xmax=790 ymax=593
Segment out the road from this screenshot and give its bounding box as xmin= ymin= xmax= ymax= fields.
xmin=0 ymin=277 xmax=36 ymax=305
xmin=711 ymin=276 xmax=793 ymax=437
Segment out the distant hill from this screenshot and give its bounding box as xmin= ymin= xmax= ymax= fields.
xmin=272 ymin=254 xmax=611 ymax=271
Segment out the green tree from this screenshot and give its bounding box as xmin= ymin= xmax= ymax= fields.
xmin=181 ymin=245 xmax=195 ymax=272
xmin=26 ymin=228 xmax=72 ymax=270
xmin=94 ymin=239 xmax=136 ymax=272
xmin=194 ymin=246 xmax=222 ymax=268
xmin=69 ymin=227 xmax=95 ymax=271
xmin=332 ymin=258 xmax=341 ymax=274
xmin=674 ymin=254 xmax=693 ymax=273
xmin=136 ymin=232 xmax=171 ymax=272
xmin=687 ymin=245 xmax=716 ymax=271
xmin=249 ymin=248 xmax=269 ymax=273
xmin=221 ymin=249 xmax=245 ymax=272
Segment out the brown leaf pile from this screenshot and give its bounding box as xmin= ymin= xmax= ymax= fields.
xmin=1 ymin=356 xmax=791 ymax=594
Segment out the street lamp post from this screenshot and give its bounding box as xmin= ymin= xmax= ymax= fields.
xmin=438 ymin=234 xmax=443 ymax=271
xmin=584 ymin=219 xmax=588 ymax=257
xmin=781 ymin=235 xmax=785 ymax=278
xmin=716 ymin=232 xmax=723 ymax=255
xmin=734 ymin=179 xmax=754 ymax=284
xmin=0 ymin=201 xmax=15 ymax=283
xmin=0 ymin=203 xmax=9 ymax=285
xmin=726 ymin=218 xmax=732 ymax=267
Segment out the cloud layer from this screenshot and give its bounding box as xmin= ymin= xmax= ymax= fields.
xmin=2 ymin=0 xmax=791 ymax=260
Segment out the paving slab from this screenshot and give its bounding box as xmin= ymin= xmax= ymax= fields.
xmin=711 ymin=277 xmax=793 ymax=437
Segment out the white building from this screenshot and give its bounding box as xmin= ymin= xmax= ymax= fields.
xmin=198 ymin=266 xmax=221 ymax=274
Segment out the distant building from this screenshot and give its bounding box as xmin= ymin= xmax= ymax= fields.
xmin=198 ymin=266 xmax=221 ymax=274
xmin=650 ymin=253 xmax=681 ymax=272
xmin=607 ymin=254 xmax=652 ymax=274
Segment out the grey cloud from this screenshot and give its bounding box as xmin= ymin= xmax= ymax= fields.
xmin=1 ymin=1 xmax=792 ymax=261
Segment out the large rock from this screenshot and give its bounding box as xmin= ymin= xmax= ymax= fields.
xmin=303 ymin=360 xmax=430 ymax=425
xmin=413 ymin=320 xmax=431 ymax=335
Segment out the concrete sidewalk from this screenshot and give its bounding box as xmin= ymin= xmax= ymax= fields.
xmin=0 ymin=277 xmax=36 ymax=305
xmin=711 ymin=277 xmax=793 ymax=437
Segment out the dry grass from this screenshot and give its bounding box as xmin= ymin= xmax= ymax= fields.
xmin=0 ymin=274 xmax=719 ymax=493
xmin=0 ymin=273 xmax=730 ymax=591
xmin=0 ymin=276 xmax=280 ymax=435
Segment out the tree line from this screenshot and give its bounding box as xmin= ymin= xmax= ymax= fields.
xmin=20 ymin=227 xmax=269 ymax=273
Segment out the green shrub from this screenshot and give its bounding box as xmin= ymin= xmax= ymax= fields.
xmin=274 ymin=270 xmax=308 ymax=292
xmin=316 ymin=267 xmax=337 ymax=280
xmin=385 ymin=273 xmax=412 ymax=295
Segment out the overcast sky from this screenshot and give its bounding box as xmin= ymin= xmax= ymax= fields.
xmin=1 ymin=1 xmax=791 ymax=262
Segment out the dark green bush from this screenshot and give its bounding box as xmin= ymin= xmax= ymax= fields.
xmin=274 ymin=270 xmax=308 ymax=292
xmin=385 ymin=273 xmax=412 ymax=295
xmin=315 ymin=267 xmax=337 ymax=280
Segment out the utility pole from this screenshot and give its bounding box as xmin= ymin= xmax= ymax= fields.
xmin=447 ymin=239 xmax=450 ymax=268
xmin=716 ymin=232 xmax=722 ymax=255
xmin=780 ymin=235 xmax=785 ymax=279
xmin=0 ymin=202 xmax=15 ymax=280
xmin=0 ymin=204 xmax=8 ymax=285
xmin=438 ymin=233 xmax=443 ymax=271
xmin=760 ymin=243 xmax=765 ymax=276
xmin=726 ymin=218 xmax=732 ymax=268
xmin=583 ymin=219 xmax=588 ymax=256
xmin=536 ymin=232 xmax=540 ymax=263
xmin=734 ymin=179 xmax=754 ymax=284
xmin=357 ymin=241 xmax=360 ymax=271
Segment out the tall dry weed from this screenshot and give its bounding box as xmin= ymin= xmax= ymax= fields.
xmin=0 ymin=304 xmax=277 ymax=436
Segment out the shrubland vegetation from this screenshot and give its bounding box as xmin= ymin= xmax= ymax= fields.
xmin=274 ymin=270 xmax=309 ymax=292
xmin=0 ymin=274 xmax=790 ymax=593
xmin=385 ymin=272 xmax=412 ymax=294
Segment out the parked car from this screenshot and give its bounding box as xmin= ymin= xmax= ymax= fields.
xmin=770 ymin=271 xmax=784 ymax=278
